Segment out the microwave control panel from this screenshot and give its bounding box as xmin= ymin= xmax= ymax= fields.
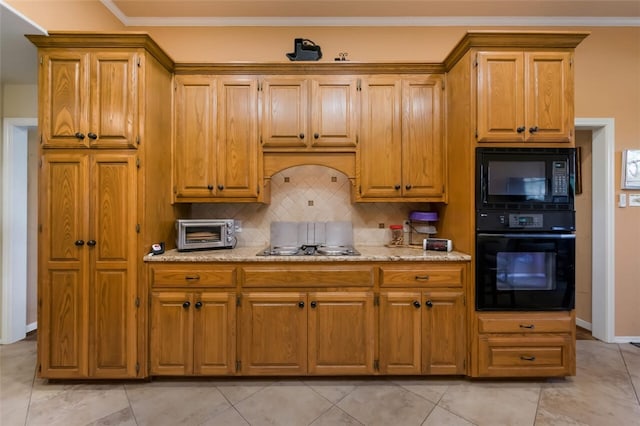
xmin=507 ymin=213 xmax=543 ymax=229
xmin=551 ymin=161 xmax=569 ymax=196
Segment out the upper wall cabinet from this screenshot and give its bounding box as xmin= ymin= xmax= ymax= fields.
xmin=39 ymin=50 xmax=139 ymax=149
xmin=476 ymin=51 xmax=574 ymax=143
xmin=173 ymin=75 xmax=261 ymax=202
xmin=358 ymin=75 xmax=445 ymax=201
xmin=260 ymin=76 xmax=359 ymax=151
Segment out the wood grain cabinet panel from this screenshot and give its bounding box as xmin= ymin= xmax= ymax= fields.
xmin=380 ymin=263 xmax=464 ymax=288
xmin=39 ymin=50 xmax=138 ymax=148
xmin=476 ymin=51 xmax=573 ymax=143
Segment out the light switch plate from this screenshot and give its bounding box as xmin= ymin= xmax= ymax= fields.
xmin=619 ymin=193 xmax=627 ymax=207
xmin=629 ymin=194 xmax=640 ymax=207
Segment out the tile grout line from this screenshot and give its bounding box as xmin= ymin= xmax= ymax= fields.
xmin=618 ymin=343 xmax=640 ymax=406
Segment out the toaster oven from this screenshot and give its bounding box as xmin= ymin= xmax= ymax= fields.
xmin=176 ymin=219 xmax=236 ymax=251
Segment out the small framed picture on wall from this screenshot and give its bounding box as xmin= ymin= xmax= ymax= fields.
xmin=622 ymin=149 xmax=640 ymax=189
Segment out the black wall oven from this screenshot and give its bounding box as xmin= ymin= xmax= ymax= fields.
xmin=475 ymin=147 xmax=576 ymax=311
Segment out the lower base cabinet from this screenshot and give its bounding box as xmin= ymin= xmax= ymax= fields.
xmin=150 ymin=291 xmax=236 ymax=375
xmin=240 ymin=291 xmax=375 ymax=375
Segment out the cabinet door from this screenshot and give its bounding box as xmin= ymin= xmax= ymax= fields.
xmin=88 ymin=153 xmax=138 ymax=377
xmin=359 ymin=77 xmax=402 ymax=198
xmin=261 ymin=77 xmax=308 ymax=148
xmin=39 ymin=51 xmax=90 ymax=148
xmin=193 ymin=292 xmax=237 ymax=375
xmin=217 ymin=77 xmax=259 ymax=198
xmin=173 ymin=75 xmax=217 ymax=200
xmin=150 ymin=292 xmax=193 ymax=375
xmin=308 ymin=292 xmax=375 ymax=375
xmin=379 ymin=292 xmax=422 ymax=375
xmin=89 ymin=51 xmax=138 ymax=148
xmin=476 ymin=51 xmax=525 ymax=142
xmin=39 ymin=153 xmax=90 ymax=377
xmin=310 ymin=77 xmax=359 ymax=148
xmin=240 ymin=292 xmax=307 ymax=375
xmin=401 ymin=76 xmax=445 ymax=198
xmin=422 ymin=291 xmax=466 ymax=375
xmin=525 ymin=52 xmax=573 ymax=143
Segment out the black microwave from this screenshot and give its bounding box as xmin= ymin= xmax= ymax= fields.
xmin=476 ymin=147 xmax=576 ymax=212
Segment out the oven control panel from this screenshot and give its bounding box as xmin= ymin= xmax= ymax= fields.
xmin=508 ymin=213 xmax=543 ymax=229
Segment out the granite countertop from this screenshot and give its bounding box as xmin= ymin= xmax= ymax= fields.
xmin=144 ymin=246 xmax=471 ymax=262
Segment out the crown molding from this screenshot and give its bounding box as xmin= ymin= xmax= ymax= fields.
xmin=100 ymin=1 xmax=640 ymax=27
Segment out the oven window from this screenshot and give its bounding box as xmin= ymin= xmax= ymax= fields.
xmin=185 ymin=226 xmax=222 ymax=243
xmin=496 ymin=252 xmax=556 ymax=291
xmin=488 ymin=161 xmax=546 ymax=200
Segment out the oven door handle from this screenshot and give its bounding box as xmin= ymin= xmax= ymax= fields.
xmin=478 ymin=233 xmax=575 ymax=239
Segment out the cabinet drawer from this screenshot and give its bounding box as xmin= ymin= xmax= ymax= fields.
xmin=242 ymin=265 xmax=374 ymax=287
xmin=478 ymin=312 xmax=574 ymax=334
xmin=151 ymin=265 xmax=236 ymax=288
xmin=478 ymin=335 xmax=574 ymax=377
xmin=380 ymin=264 xmax=464 ymax=287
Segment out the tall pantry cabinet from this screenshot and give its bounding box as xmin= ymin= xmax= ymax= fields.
xmin=28 ymin=33 xmax=177 ymax=378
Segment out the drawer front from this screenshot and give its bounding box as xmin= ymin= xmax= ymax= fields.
xmin=242 ymin=265 xmax=374 ymax=288
xmin=478 ymin=335 xmax=574 ymax=377
xmin=151 ymin=266 xmax=236 ymax=288
xmin=380 ymin=264 xmax=464 ymax=288
xmin=478 ymin=312 xmax=574 ymax=334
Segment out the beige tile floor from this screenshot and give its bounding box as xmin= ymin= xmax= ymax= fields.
xmin=1 ymin=337 xmax=639 ymax=426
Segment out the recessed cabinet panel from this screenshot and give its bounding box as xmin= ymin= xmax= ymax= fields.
xmin=422 ymin=291 xmax=466 ymax=375
xmin=261 ymin=78 xmax=308 ymax=148
xmin=194 ymin=293 xmax=237 ymax=375
xmin=379 ymin=292 xmax=422 ymax=374
xmin=150 ymin=292 xmax=193 ymax=375
xmin=310 ymin=77 xmax=358 ymax=148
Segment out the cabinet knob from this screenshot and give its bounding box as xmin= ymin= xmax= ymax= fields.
xmin=87 ymin=132 xmax=98 ymax=140
xmin=217 ymin=184 xmax=224 ymax=191
xmin=425 ymin=300 xmax=433 ymax=308
xmin=313 ymin=133 xmax=319 ymax=139
xmin=529 ymin=126 xmax=539 ymax=134
xmin=182 ymin=301 xmax=191 ymax=309
xmin=394 ymin=184 xmax=401 ymax=190
xmin=310 ymin=301 xmax=317 ymax=308
xmin=298 ymin=301 xmax=305 ymax=308
xmin=519 ymin=324 xmax=535 ymax=329
xmin=516 ymin=126 xmax=525 ymax=133
xmin=74 ymin=239 xmax=85 ymax=246
xmin=299 ymin=133 xmax=305 ymax=140
xmin=74 ymin=132 xmax=85 ymax=140
xmin=413 ymin=300 xmax=421 ymax=308
xmin=207 ymin=185 xmax=214 ymax=191
xmin=87 ymin=240 xmax=96 ymax=247
xmin=195 ymin=301 xmax=203 ymax=309
xmin=405 ymin=184 xmax=412 ymax=190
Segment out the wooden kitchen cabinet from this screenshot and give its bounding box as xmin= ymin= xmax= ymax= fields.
xmin=38 ymin=49 xmax=138 ymax=149
xmin=39 ymin=151 xmax=138 ymax=378
xmin=150 ymin=291 xmax=236 ymax=376
xmin=476 ymin=51 xmax=574 ymax=143
xmin=260 ymin=76 xmax=358 ymax=150
xmin=173 ymin=75 xmax=261 ymax=202
xmin=358 ymin=75 xmax=445 ymax=201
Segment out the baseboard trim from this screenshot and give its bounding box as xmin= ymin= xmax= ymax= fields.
xmin=26 ymin=322 xmax=37 ymax=333
xmin=614 ymin=336 xmax=640 ymax=344
xmin=576 ymin=318 xmax=592 ymax=331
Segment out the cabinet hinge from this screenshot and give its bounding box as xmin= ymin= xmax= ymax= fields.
xmin=463 ymin=295 xmax=466 ymax=306
xmin=39 ymin=134 xmax=43 ymax=144
xmin=38 ymin=364 xmax=42 ymax=372
xmin=40 ymin=56 xmax=43 ymax=65
xmin=38 ymin=224 xmax=42 ymax=233
xmin=257 ymin=81 xmax=262 ymax=92
xmin=136 ymin=135 xmax=140 ymax=145
xmin=135 ymin=362 xmax=140 ymax=373
xmin=359 ymin=185 xmax=362 ymax=195
xmin=374 ymin=294 xmax=379 ymax=306
xmin=136 ymin=224 xmax=141 ymax=233
xmin=357 ymin=78 xmax=361 ymax=91
xmin=474 ymin=53 xmax=478 ymax=67
xmin=570 ymin=57 xmax=573 ymax=68
xmin=373 ymin=359 xmax=380 ymax=371
xmin=136 ymin=158 xmax=141 ymax=168
xmin=137 ymin=57 xmax=141 ymax=67
xmin=236 ymin=294 xmax=242 ymax=307
xmin=236 ymin=360 xmax=242 ymax=371
xmin=463 ymin=359 xmax=466 ymax=370
xmin=356 ymin=134 xmax=359 ymax=144
xmin=257 ymin=184 xmax=260 ymax=194
xmin=135 ymin=297 xmax=140 ymax=308
xmin=475 ymin=130 xmax=478 ymax=139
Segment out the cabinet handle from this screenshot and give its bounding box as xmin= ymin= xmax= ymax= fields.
xmin=87 ymin=132 xmax=98 ymax=140
xmin=185 ymin=275 xmax=200 ymax=281
xmin=217 ymin=184 xmax=224 ymax=191
xmin=195 ymin=301 xmax=203 ymax=309
xmin=74 ymin=132 xmax=85 ymax=140
xmin=529 ymin=126 xmax=539 ymax=134
xmin=519 ymin=324 xmax=535 ymax=329
xmin=298 ymin=301 xmax=305 ymax=308
xmin=520 ymin=355 xmax=536 ymax=361
xmin=207 ymin=185 xmax=213 ymax=191
xmin=86 ymin=240 xmax=96 ymax=247
xmin=425 ymin=300 xmax=433 ymax=308
xmin=413 ymin=300 xmax=421 ymax=308
xmin=74 ymin=239 xmax=85 ymax=246
xmin=394 ymin=184 xmax=401 ymax=190
xmin=415 ymin=275 xmax=430 ymax=281
xmin=310 ymin=301 xmax=317 ymax=308
xmin=313 ymin=133 xmax=319 ymax=139
xmin=182 ymin=301 xmax=191 ymax=309
xmin=299 ymin=133 xmax=305 ymax=140
xmin=516 ymin=126 xmax=525 ymax=133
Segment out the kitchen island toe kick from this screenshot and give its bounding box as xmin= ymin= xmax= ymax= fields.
xmin=145 ymin=246 xmax=472 ymax=377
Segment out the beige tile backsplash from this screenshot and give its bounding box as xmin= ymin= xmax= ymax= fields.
xmin=190 ymin=165 xmax=430 ymax=247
